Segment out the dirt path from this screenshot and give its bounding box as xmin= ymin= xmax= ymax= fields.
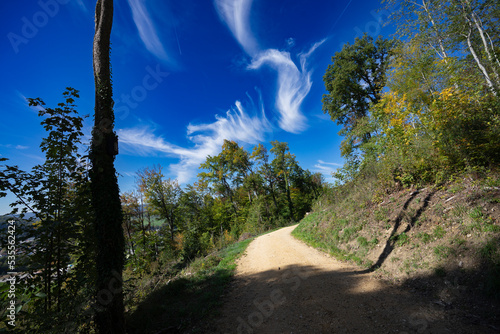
xmin=209 ymin=225 xmax=494 ymax=334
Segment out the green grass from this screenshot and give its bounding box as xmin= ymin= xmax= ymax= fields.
xmin=392 ymin=232 xmax=409 ymax=247
xmin=374 ymin=207 xmax=389 ymax=222
xmin=357 ymin=236 xmax=368 ymax=247
xmin=433 ymin=245 xmax=454 ymax=260
xmin=125 ymin=238 xmax=253 ymax=334
xmin=433 ymin=226 xmax=446 ymax=239
xmin=480 ymin=239 xmax=498 ymax=260
xmin=417 ymin=232 xmax=433 ymax=244
xmin=293 ymin=223 xmax=371 ymax=267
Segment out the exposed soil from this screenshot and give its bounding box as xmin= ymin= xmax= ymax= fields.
xmin=207 ymin=225 xmax=497 ymax=334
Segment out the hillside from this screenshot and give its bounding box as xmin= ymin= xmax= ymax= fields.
xmin=293 ymin=174 xmax=500 ymax=330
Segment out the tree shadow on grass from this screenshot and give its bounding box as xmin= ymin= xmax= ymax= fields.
xmin=363 ymin=188 xmax=436 ymax=273
xmin=126 ymin=266 xmax=234 ymax=334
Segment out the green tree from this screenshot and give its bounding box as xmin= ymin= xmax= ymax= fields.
xmin=322 ymin=34 xmax=395 ymax=156
xmin=137 ymin=166 xmax=183 ymax=242
xmin=385 ymin=0 xmax=500 ymax=95
xmin=250 ymin=144 xmax=278 ymax=212
xmin=0 ymin=88 xmax=94 ymax=332
xmin=270 ymin=141 xmax=298 ymax=221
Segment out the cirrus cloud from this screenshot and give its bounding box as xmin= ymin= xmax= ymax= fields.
xmin=118 ymin=93 xmax=271 ymax=184
xmin=127 ymin=0 xmax=169 ymax=61
xmin=214 ymin=0 xmax=324 ymax=134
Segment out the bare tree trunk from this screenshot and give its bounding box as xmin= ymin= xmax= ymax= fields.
xmin=91 ymin=0 xmax=125 ymax=333
xmin=460 ymin=0 xmax=498 ymax=95
xmin=465 ymin=28 xmax=497 ymax=95
xmin=421 ymin=0 xmax=449 ymax=61
xmin=470 ymin=11 xmax=500 ymax=84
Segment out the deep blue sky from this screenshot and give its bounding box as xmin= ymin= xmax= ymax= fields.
xmin=0 ymin=0 xmax=393 ymax=214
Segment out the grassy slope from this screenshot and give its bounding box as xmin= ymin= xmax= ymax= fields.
xmin=125 ymin=238 xmax=253 ymax=334
xmin=293 ymin=173 xmax=500 ymax=324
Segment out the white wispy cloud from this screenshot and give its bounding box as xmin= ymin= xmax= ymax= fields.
xmin=214 ymin=0 xmax=324 ymax=134
xmin=127 ymin=0 xmax=169 ymax=61
xmin=248 ymin=49 xmax=309 ymax=133
xmin=313 ymin=160 xmax=342 ymax=183
xmin=16 ymin=91 xmax=45 ymax=113
xmin=118 ymin=95 xmax=271 ymax=183
xmin=214 ymin=0 xmax=258 ymax=56
xmin=317 ymin=159 xmax=342 ymax=167
xmin=15 ymin=145 xmax=29 ymax=150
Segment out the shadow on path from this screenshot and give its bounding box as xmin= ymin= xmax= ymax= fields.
xmin=209 ymin=264 xmax=496 ymax=334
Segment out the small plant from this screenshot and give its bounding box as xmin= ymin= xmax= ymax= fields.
xmin=369 ymin=237 xmax=379 ymax=245
xmin=340 ymin=226 xmax=359 ymax=242
xmin=450 ymin=237 xmax=466 ymax=248
xmin=433 ymin=226 xmax=446 ymax=239
xmin=469 ymin=207 xmax=484 ymax=221
xmin=394 ymin=232 xmax=409 ymax=247
xmin=449 ymin=183 xmax=464 ymax=194
xmin=337 ymin=219 xmax=349 ymax=227
xmin=417 ymin=232 xmax=433 ymax=244
xmin=483 ymin=175 xmax=500 ymax=188
xmin=374 ymin=207 xmax=389 ymax=222
xmin=434 ymin=245 xmax=454 ymax=260
xmin=357 ymin=236 xmax=368 ymax=247
xmin=452 ymin=204 xmax=468 ymax=218
xmin=483 ymin=220 xmax=500 ymax=233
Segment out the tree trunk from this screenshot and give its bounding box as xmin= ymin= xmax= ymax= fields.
xmin=470 ymin=11 xmax=500 ymax=85
xmin=284 ymin=172 xmax=294 ymax=221
xmin=465 ymin=29 xmax=497 ymax=95
xmin=91 ymin=0 xmax=125 ymax=333
xmin=422 ymin=0 xmax=449 ymax=61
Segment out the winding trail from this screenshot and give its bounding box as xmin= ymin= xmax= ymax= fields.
xmin=209 ymin=225 xmax=492 ymax=334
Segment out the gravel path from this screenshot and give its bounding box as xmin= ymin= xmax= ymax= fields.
xmin=209 ymin=225 xmax=493 ymax=334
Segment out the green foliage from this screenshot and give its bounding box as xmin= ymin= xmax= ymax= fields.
xmin=125 ymin=238 xmax=252 ymax=333
xmin=322 ymin=34 xmax=396 ymax=157
xmin=433 ymin=226 xmax=446 ymax=239
xmin=434 ymin=245 xmax=454 ymax=260
xmin=417 ymin=232 xmax=433 ymax=244
xmin=394 ymin=232 xmax=410 ymax=247
xmin=324 ymin=1 xmax=500 ymax=189
xmin=357 ymin=236 xmax=368 ymax=247
xmin=374 ymin=207 xmax=389 ymax=222
xmin=0 ymin=88 xmax=97 ymax=332
xmin=480 ymin=239 xmax=499 ymax=261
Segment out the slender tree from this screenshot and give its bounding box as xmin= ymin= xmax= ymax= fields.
xmin=90 ymin=0 xmax=125 ymax=332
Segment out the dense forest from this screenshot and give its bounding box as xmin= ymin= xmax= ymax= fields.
xmin=1 ymin=0 xmax=499 ymax=333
